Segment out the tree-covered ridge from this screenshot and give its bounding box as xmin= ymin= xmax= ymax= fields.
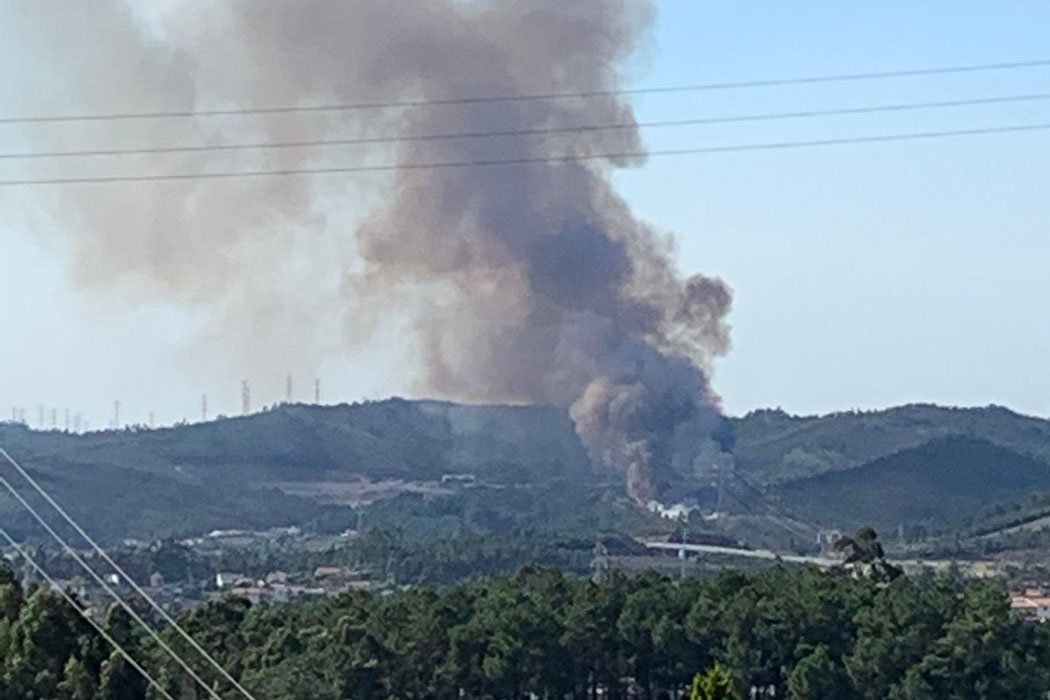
xmin=0 ymin=400 xmax=599 ymax=543
xmin=775 ymin=436 xmax=1050 ymax=532
xmin=1 ymin=562 xmax=1047 ymax=699
xmin=5 ymin=400 xmax=1050 ymax=547
xmin=732 ymin=403 xmax=1050 ymax=484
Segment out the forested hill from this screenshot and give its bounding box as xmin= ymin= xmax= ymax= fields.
xmin=0 ymin=400 xmax=601 ymax=542
xmin=774 ymin=436 xmax=1050 ymax=532
xmin=731 ymin=403 xmax=1050 ymax=483
xmin=1 ymin=400 xmax=1050 ymax=542
xmin=0 ymin=400 xmax=591 ymax=483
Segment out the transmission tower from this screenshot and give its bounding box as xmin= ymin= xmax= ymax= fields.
xmin=591 ymin=541 xmax=610 ymax=584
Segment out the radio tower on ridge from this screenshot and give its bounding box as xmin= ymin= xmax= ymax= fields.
xmin=241 ymin=381 xmax=251 ymax=415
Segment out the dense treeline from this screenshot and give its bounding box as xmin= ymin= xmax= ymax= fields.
xmin=2 ymin=561 xmax=1049 ymax=699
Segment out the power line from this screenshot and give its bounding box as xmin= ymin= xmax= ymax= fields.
xmin=1 ymin=121 xmax=1047 ymax=187
xmin=0 ymin=448 xmax=260 ymax=700
xmin=0 ymin=527 xmax=177 ymax=700
xmin=728 ymin=471 xmax=813 ymax=541
xmin=0 ymin=470 xmax=227 ymax=700
xmin=2 ymin=57 xmax=1049 ymax=124
xmin=3 ymin=92 xmax=1049 ymax=161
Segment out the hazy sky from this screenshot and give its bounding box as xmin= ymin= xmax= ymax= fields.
xmin=2 ymin=1 xmax=1049 ymax=427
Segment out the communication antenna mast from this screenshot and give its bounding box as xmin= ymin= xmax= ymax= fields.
xmin=50 ymin=408 xmax=57 ymax=430
xmin=73 ymin=413 xmax=81 ymax=433
xmin=241 ymin=381 xmax=251 ymax=415
xmin=148 ymin=412 xmax=155 ymax=429
xmin=113 ymin=401 xmax=120 ymax=429
xmin=314 ymin=378 xmax=321 ymax=404
xmin=201 ymin=394 xmax=208 ymax=422
xmin=64 ymin=409 xmax=70 ymax=432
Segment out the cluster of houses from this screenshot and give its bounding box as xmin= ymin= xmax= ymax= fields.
xmin=212 ymin=565 xmax=372 ymax=604
xmin=1010 ymin=587 xmax=1050 ymax=623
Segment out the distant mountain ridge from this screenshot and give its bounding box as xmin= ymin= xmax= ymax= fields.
xmin=0 ymin=400 xmax=599 ymax=542
xmin=773 ymin=436 xmax=1050 ymax=531
xmin=2 ymin=399 xmax=1050 ymax=542
xmin=731 ymin=403 xmax=1050 ymax=484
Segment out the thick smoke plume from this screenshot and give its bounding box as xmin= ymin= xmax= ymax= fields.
xmin=4 ymin=0 xmax=732 ymax=502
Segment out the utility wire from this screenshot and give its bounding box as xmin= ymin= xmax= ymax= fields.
xmin=0 ymin=527 xmax=177 ymax=700
xmin=0 ymin=470 xmax=228 ymax=700
xmin=0 ymin=121 xmax=1047 ymax=187
xmin=728 ymin=471 xmax=812 ymax=540
xmin=0 ymin=448 xmax=260 ymax=700
xmin=3 ymin=91 xmax=1049 ymax=161
xmin=2 ymin=57 xmax=1049 ymax=124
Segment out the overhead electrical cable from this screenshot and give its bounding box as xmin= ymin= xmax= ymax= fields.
xmin=1 ymin=57 xmax=1049 ymax=124
xmin=0 ymin=121 xmax=1047 ymax=187
xmin=1 ymin=91 xmax=1048 ymax=160
xmin=0 ymin=527 xmax=178 ymax=700
xmin=0 ymin=448 xmax=261 ymax=700
xmin=728 ymin=471 xmax=813 ymax=540
xmin=0 ymin=469 xmax=228 ymax=700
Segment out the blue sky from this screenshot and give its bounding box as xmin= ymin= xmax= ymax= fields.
xmin=1 ymin=1 xmax=1049 ymax=425
xmin=619 ymin=1 xmax=1050 ymax=416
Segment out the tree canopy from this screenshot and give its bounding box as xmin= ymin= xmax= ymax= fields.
xmin=1 ymin=558 xmax=1047 ymax=699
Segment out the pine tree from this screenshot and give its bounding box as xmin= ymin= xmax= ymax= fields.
xmin=98 ymin=652 xmax=147 ymax=700
xmin=691 ymin=665 xmax=741 ymax=700
xmin=57 ymin=656 xmax=97 ymax=700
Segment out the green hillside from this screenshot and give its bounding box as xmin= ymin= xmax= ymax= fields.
xmin=3 ymin=400 xmax=1050 ymax=545
xmin=0 ymin=400 xmax=601 ymax=542
xmin=774 ymin=436 xmax=1050 ymax=531
xmin=732 ymin=403 xmax=1050 ymax=484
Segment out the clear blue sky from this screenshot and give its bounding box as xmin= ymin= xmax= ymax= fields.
xmin=1 ymin=1 xmax=1049 ymax=426
xmin=618 ymin=1 xmax=1050 ymax=416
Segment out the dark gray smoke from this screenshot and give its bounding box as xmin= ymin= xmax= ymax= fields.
xmin=5 ymin=0 xmax=732 ymax=502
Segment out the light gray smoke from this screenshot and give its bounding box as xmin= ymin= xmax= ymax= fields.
xmin=4 ymin=0 xmax=732 ymax=502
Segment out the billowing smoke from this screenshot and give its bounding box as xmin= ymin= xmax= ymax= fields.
xmin=3 ymin=0 xmax=732 ymax=502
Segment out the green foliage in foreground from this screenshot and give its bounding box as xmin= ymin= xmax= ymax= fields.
xmin=2 ymin=562 xmax=1049 ymax=699
xmin=692 ymin=665 xmax=740 ymax=700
